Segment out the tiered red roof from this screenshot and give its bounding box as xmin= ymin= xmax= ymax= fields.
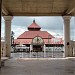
xmin=28 ymin=20 xmax=41 ymax=29
xmin=28 ymin=20 xmax=41 ymax=31
xmin=14 ymin=20 xmax=63 ymax=45
xmin=18 ymin=31 xmax=54 ymax=39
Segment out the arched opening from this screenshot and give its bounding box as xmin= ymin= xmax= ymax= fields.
xmin=32 ymin=36 xmax=44 ymax=52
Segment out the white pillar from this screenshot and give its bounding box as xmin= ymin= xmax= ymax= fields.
xmin=30 ymin=44 xmax=33 ymax=58
xmin=4 ymin=16 xmax=13 ymax=57
xmin=63 ymin=16 xmax=71 ymax=57
xmin=44 ymin=44 xmax=46 ymax=58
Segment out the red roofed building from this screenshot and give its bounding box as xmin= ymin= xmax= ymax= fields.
xmin=14 ymin=20 xmax=63 ymax=52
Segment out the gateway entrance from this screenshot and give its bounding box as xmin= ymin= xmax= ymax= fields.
xmin=11 ymin=36 xmax=64 ymax=58
xmin=33 ymin=45 xmax=43 ymax=52
xmin=10 ymin=20 xmax=64 ymax=58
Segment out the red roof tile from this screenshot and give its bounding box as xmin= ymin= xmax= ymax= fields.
xmin=17 ymin=31 xmax=54 ymax=39
xmin=28 ymin=20 xmax=41 ymax=29
xmin=14 ymin=39 xmax=32 ymax=44
xmin=28 ymin=23 xmax=41 ymax=29
xmin=14 ymin=38 xmax=63 ymax=44
xmin=14 ymin=20 xmax=63 ymax=45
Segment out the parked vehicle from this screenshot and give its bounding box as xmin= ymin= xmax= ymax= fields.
xmin=14 ymin=45 xmax=29 ymax=52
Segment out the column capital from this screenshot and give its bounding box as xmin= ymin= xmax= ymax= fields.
xmin=3 ymin=16 xmax=13 ymax=21
xmin=63 ymin=16 xmax=71 ymax=21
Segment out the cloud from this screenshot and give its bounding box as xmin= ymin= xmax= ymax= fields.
xmin=12 ymin=16 xmax=33 ymax=27
xmin=1 ymin=16 xmax=75 ymax=40
xmin=36 ymin=16 xmax=63 ymax=30
xmin=11 ymin=25 xmax=27 ymax=39
xmin=12 ymin=16 xmax=64 ymax=30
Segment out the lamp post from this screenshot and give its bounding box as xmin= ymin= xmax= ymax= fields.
xmin=48 ymin=35 xmax=51 ymax=57
xmin=52 ymin=38 xmax=55 ymax=58
xmin=67 ymin=42 xmax=69 ymax=56
xmin=11 ymin=31 xmax=15 ymax=47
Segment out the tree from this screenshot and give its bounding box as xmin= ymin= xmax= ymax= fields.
xmin=11 ymin=31 xmax=15 ymax=47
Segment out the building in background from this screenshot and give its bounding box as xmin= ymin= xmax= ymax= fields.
xmin=14 ymin=20 xmax=63 ymax=53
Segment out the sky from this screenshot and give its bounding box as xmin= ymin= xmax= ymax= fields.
xmin=1 ymin=16 xmax=75 ymax=40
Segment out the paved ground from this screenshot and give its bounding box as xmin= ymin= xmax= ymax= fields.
xmin=0 ymin=58 xmax=75 ymax=75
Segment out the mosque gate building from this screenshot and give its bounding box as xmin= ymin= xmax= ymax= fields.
xmin=14 ymin=20 xmax=63 ymax=58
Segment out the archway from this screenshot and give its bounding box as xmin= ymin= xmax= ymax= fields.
xmin=31 ymin=36 xmax=44 ymax=58
xmin=32 ymin=36 xmax=44 ymax=52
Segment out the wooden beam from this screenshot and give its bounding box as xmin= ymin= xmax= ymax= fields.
xmin=66 ymin=7 xmax=74 ymax=15
xmin=10 ymin=12 xmax=64 ymax=16
xmin=2 ymin=5 xmax=9 ymax=15
xmin=63 ymin=0 xmax=75 ymax=16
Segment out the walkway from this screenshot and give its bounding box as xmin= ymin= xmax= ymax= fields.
xmin=0 ymin=58 xmax=75 ymax=75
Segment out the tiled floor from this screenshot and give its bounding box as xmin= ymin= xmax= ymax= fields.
xmin=0 ymin=58 xmax=75 ymax=75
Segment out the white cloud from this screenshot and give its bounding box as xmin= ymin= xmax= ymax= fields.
xmin=1 ymin=16 xmax=75 ymax=40
xmin=11 ymin=25 xmax=27 ymax=39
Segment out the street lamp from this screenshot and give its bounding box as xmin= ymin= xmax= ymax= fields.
xmin=48 ymin=35 xmax=51 ymax=57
